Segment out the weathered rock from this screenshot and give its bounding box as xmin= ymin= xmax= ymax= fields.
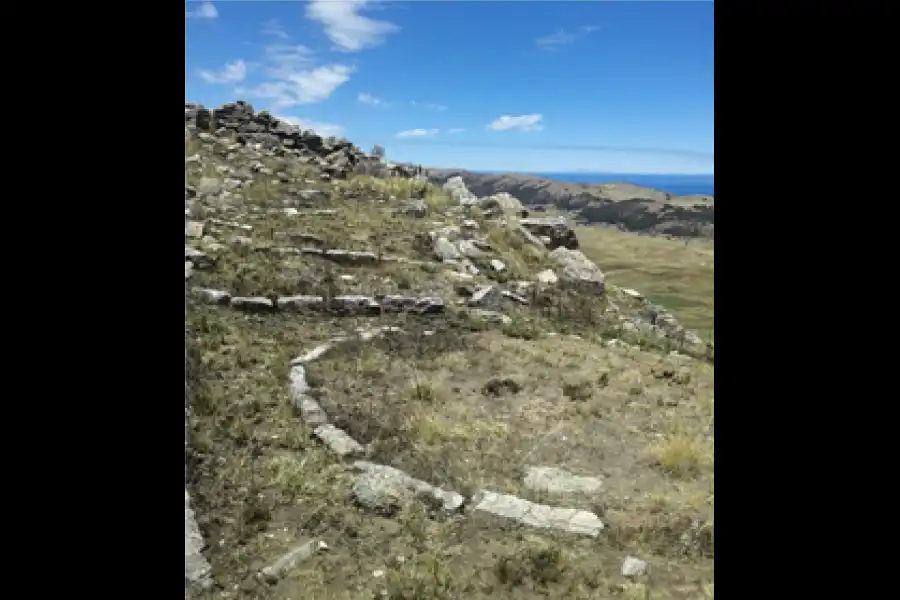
xmin=621 ymin=556 xmax=648 ymax=577
xmin=549 ymin=247 xmax=605 ymax=294
xmin=186 ymin=101 xmax=367 ymax=179
xmin=313 ymin=424 xmax=365 ymax=457
xmin=289 ymin=365 xmax=328 ymax=426
xmin=191 ymin=287 xmax=231 ymax=305
xmin=520 ymin=216 xmax=579 ymax=250
xmin=471 ymin=490 xmax=604 ymax=537
xmin=442 ymin=176 xmax=478 ymax=205
xmin=185 ymin=489 xmax=213 ymax=590
xmin=185 ymin=246 xmax=215 ymax=270
xmin=230 ymin=296 xmax=276 ymax=312
xmin=259 ymin=540 xmax=326 ymax=584
xmin=351 ymin=461 xmax=465 ymax=513
xmin=522 ymin=466 xmax=604 ymax=495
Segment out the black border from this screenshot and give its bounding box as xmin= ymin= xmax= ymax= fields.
xmin=18 ymin=0 xmax=865 ymax=595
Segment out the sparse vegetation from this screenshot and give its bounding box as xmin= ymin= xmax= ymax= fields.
xmin=185 ymin=107 xmax=713 ymax=600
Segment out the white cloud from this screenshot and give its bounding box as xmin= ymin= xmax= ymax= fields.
xmin=262 ymin=20 xmax=289 ymax=40
xmin=275 ymin=115 xmax=344 ymax=138
xmin=487 ymin=114 xmax=544 ymax=132
xmin=410 ymin=101 xmax=447 ymax=111
xmin=535 ymin=25 xmax=599 ymax=49
xmin=242 ymin=65 xmax=353 ymax=109
xmin=239 ymin=44 xmax=353 ymax=109
xmin=396 ymin=128 xmax=440 ymax=138
xmin=357 ymin=92 xmax=388 ymax=107
xmin=198 ymin=60 xmax=247 ymax=84
xmin=186 ymin=1 xmax=218 ymax=19
xmin=306 ymin=0 xmax=399 ymax=52
xmin=447 ymin=128 xmax=465 ymax=134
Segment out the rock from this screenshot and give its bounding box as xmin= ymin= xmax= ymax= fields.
xmin=522 ymin=466 xmax=604 ymax=495
xmin=350 ymin=461 xmax=465 ymax=513
xmin=186 ymin=101 xmax=367 ymax=179
xmin=549 ymin=247 xmax=605 ymax=295
xmin=230 ymin=296 xmax=276 ymax=312
xmin=520 ymin=216 xmax=579 ymax=250
xmin=278 ymin=295 xmax=326 ymax=313
xmin=185 ymin=489 xmax=213 ymax=590
xmin=259 ymin=540 xmax=326 ymax=584
xmin=323 ymin=249 xmax=380 ymax=266
xmin=621 ymin=556 xmax=648 ymax=577
xmin=185 ymin=246 xmax=215 ymax=270
xmin=313 ymin=424 xmax=365 ymax=457
xmin=442 ymin=176 xmax=479 ymax=205
xmin=289 ymin=365 xmax=328 ymax=426
xmin=433 ymin=236 xmax=462 ymax=261
xmin=471 ymin=490 xmax=604 ymax=537
xmin=536 ymin=269 xmax=559 ymax=285
xmin=480 ymin=192 xmax=524 ymax=214
xmin=191 ymin=287 xmax=231 ymax=305
xmin=185 ymin=220 xmax=205 ymax=238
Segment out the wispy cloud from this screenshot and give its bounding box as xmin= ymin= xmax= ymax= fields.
xmin=447 ymin=128 xmax=465 ymax=134
xmin=262 ymin=19 xmax=289 ymax=40
xmin=410 ymin=101 xmax=447 ymax=111
xmin=357 ymin=92 xmax=389 ymax=107
xmin=198 ymin=60 xmax=247 ymax=84
xmin=185 ymin=1 xmax=218 ymax=20
xmin=487 ymin=114 xmax=543 ymax=132
xmin=306 ymin=0 xmax=399 ymax=52
xmin=535 ymin=25 xmax=599 ymax=50
xmin=275 ymin=115 xmax=344 ymax=138
xmin=396 ymin=128 xmax=440 ymax=138
xmin=237 ymin=44 xmax=353 ymax=109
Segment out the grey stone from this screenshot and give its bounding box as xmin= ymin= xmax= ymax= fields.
xmin=523 ymin=466 xmax=604 ymax=495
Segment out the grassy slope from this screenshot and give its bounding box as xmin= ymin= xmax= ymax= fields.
xmin=186 ymin=134 xmax=714 ymax=600
xmin=576 ymin=226 xmax=714 ymax=340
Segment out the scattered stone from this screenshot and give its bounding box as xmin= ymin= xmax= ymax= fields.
xmin=185 ymin=246 xmax=215 ymax=270
xmin=621 ymin=556 xmax=648 ymax=578
xmin=289 ymin=365 xmax=328 ymax=426
xmin=278 ymin=295 xmax=326 ymax=313
xmin=259 ymin=540 xmax=326 ymax=584
xmin=522 ymin=466 xmax=604 ymax=495
xmin=351 ymin=461 xmax=465 ymax=513
xmin=185 ymin=488 xmax=213 ymax=590
xmin=443 ymin=176 xmax=479 ymax=205
xmin=192 ymin=287 xmax=231 ymax=305
xmin=185 ymin=220 xmax=205 ymax=238
xmin=549 ymin=247 xmax=606 ymax=295
xmin=313 ymin=424 xmax=365 ymax=457
xmin=471 ymin=490 xmax=604 ymax=537
xmin=230 ymin=296 xmax=275 ymax=312
xmin=521 ymin=216 xmax=579 ymax=250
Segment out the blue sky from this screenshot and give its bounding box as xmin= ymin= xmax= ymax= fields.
xmin=185 ymin=1 xmax=714 ymax=174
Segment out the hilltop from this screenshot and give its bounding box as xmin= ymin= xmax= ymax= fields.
xmin=424 ymin=169 xmax=714 ymax=239
xmin=185 ymin=102 xmax=714 ymax=600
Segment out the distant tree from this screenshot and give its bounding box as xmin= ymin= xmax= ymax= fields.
xmin=371 ymin=144 xmax=385 ymax=159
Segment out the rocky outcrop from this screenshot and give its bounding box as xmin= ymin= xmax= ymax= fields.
xmin=185 ymin=101 xmax=372 ymax=179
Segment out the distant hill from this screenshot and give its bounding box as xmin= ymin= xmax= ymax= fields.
xmin=424 ymin=168 xmax=714 ymax=239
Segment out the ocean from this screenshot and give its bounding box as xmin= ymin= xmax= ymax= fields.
xmin=516 ymin=172 xmax=714 ymax=197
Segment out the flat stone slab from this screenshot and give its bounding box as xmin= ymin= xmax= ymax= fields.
xmin=471 ymin=490 xmax=604 ymax=538
xmin=313 ymin=424 xmax=365 ymax=457
xmin=522 ymin=466 xmax=604 ymax=495
xmin=350 ymin=461 xmax=465 ymax=513
xmin=289 ymin=365 xmax=328 ymax=426
xmin=185 ymin=488 xmax=213 ymax=589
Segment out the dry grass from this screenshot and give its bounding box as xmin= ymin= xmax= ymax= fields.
xmin=186 ymin=132 xmax=714 ymax=600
